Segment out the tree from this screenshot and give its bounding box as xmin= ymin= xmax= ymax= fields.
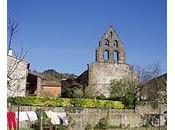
xmin=108 ymin=78 xmax=138 ymax=108
xmin=61 ymin=78 xmax=84 ymax=98
xmin=7 ymin=18 xmax=29 ymax=97
xmin=41 ymin=69 xmax=77 ymax=81
xmin=136 ymin=64 xmax=167 ymax=104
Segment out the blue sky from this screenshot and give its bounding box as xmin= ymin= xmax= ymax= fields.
xmin=8 ymin=0 xmax=167 ymax=75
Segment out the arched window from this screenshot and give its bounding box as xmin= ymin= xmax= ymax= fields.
xmin=104 ymin=39 xmax=109 ymax=47
xmin=113 ymin=40 xmax=118 ymax=47
xmin=110 ymin=31 xmax=113 ymax=38
xmin=113 ymin=51 xmax=119 ymax=61
xmin=104 ymin=50 xmax=109 ymax=60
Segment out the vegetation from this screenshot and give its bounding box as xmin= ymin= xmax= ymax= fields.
xmin=108 ymin=78 xmax=138 ymax=109
xmin=85 ymin=123 xmax=93 ymax=130
xmin=41 ymin=69 xmax=77 ymax=81
xmin=8 ymin=96 xmax=124 ymax=109
xmin=94 ymin=117 xmax=119 ymax=130
xmin=136 ymin=64 xmax=167 ymax=104
xmin=53 ymin=125 xmax=69 ymax=130
xmin=61 ymin=78 xmax=85 ymax=98
xmin=94 ymin=118 xmax=109 ymax=129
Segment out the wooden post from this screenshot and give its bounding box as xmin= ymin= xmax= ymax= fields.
xmin=40 ymin=108 xmax=43 ymax=130
xmin=159 ymin=107 xmax=161 ymax=130
xmin=17 ymin=106 xmax=19 ymax=130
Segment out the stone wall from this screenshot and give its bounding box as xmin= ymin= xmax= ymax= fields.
xmin=88 ymin=62 xmax=137 ymax=97
xmin=7 ymin=55 xmax=29 ymax=97
xmin=11 ymin=104 xmax=166 ymax=130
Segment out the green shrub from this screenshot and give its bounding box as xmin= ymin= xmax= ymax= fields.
xmin=85 ymin=123 xmax=93 ymax=130
xmin=54 ymin=124 xmax=68 ymax=130
xmin=94 ymin=118 xmax=109 ymax=129
xmin=8 ymin=96 xmax=124 ymax=109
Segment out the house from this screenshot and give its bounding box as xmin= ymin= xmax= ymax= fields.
xmin=26 ymin=70 xmax=43 ymax=96
xmin=7 ymin=51 xmax=29 ymax=97
xmin=41 ymin=81 xmax=61 ymax=97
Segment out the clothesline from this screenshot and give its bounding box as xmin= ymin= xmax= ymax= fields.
xmin=7 ymin=110 xmax=68 ymax=129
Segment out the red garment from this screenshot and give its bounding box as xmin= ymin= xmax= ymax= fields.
xmin=7 ymin=112 xmax=16 ymax=129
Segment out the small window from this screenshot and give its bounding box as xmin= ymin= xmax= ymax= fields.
xmin=113 ymin=40 xmax=118 ymax=47
xmin=110 ymin=32 xmax=113 ymax=38
xmin=104 ymin=50 xmax=109 ymax=60
xmin=104 ymin=39 xmax=109 ymax=47
xmin=113 ymin=51 xmax=119 ymax=61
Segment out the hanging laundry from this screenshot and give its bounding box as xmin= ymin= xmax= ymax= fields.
xmin=45 ymin=110 xmax=60 ymax=125
xmin=26 ymin=111 xmax=38 ymax=121
xmin=7 ymin=111 xmax=17 ymax=130
xmin=57 ymin=112 xmax=68 ymax=125
xmin=15 ymin=112 xmax=29 ymax=122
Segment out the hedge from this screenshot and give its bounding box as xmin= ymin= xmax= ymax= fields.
xmin=8 ymin=96 xmax=124 ymax=109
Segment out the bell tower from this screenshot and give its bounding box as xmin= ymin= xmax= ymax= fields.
xmin=96 ymin=26 xmax=125 ymax=64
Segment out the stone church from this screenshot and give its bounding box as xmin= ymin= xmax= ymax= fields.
xmin=77 ymin=26 xmax=137 ymax=97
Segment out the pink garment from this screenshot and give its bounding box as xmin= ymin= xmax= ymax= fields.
xmin=7 ymin=111 xmax=16 ymax=130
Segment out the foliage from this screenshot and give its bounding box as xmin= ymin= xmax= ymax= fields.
xmin=108 ymin=78 xmax=138 ymax=108
xmin=94 ymin=118 xmax=109 ymax=129
xmin=62 ymin=80 xmax=84 ymax=98
xmin=8 ymin=96 xmax=124 ymax=109
xmin=32 ymin=108 xmax=51 ymax=130
xmin=120 ymin=92 xmax=137 ymax=109
xmin=41 ymin=69 xmax=77 ymax=81
xmin=8 ymin=96 xmax=71 ymax=107
xmin=53 ymin=124 xmax=69 ymax=130
xmin=85 ymin=123 xmax=93 ymax=130
xmin=109 ymin=78 xmax=138 ymax=98
xmin=136 ymin=64 xmax=167 ymax=104
xmin=96 ymin=94 xmax=107 ymax=100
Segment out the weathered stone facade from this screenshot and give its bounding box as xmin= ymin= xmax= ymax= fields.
xmin=7 ymin=55 xmax=29 ymax=97
xmin=82 ymin=26 xmax=137 ymax=97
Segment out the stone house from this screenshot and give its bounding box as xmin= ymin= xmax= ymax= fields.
xmin=7 ymin=51 xmax=62 ymax=97
xmin=78 ymin=26 xmax=138 ymax=97
xmin=27 ymin=71 xmax=62 ymax=97
xmin=7 ymin=53 xmax=29 ymax=97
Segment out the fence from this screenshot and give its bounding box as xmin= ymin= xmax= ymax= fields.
xmin=7 ymin=105 xmax=167 ymax=130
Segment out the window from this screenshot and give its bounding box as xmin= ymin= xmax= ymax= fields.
xmin=113 ymin=51 xmax=119 ymax=61
xmin=110 ymin=31 xmax=113 ymax=38
xmin=104 ymin=39 xmax=109 ymax=47
xmin=104 ymin=50 xmax=109 ymax=60
xmin=113 ymin=40 xmax=118 ymax=47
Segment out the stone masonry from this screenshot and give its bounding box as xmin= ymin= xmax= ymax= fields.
xmin=7 ymin=55 xmax=29 ymax=97
xmin=85 ymin=26 xmax=137 ymax=97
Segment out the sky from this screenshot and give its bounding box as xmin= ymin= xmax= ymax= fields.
xmin=7 ymin=0 xmax=167 ymax=75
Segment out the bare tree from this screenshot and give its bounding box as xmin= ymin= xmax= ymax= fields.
xmin=135 ymin=64 xmax=167 ymax=104
xmin=7 ymin=18 xmax=29 ymax=97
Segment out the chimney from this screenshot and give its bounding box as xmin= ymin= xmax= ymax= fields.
xmin=8 ymin=49 xmax=13 ymax=56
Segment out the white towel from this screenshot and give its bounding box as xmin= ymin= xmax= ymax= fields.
xmin=15 ymin=112 xmax=29 ymax=122
xmin=45 ymin=110 xmax=60 ymax=125
xmin=26 ymin=111 xmax=38 ymax=121
xmin=56 ymin=112 xmax=68 ymax=125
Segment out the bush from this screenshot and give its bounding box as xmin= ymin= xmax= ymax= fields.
xmin=94 ymin=118 xmax=109 ymax=129
xmin=8 ymin=96 xmax=124 ymax=109
xmin=85 ymin=123 xmax=93 ymax=130
xmin=53 ymin=125 xmax=69 ymax=130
